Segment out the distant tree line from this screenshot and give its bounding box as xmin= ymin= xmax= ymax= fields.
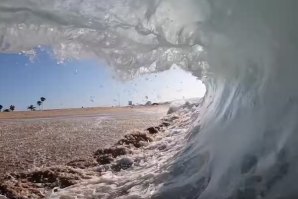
xmin=0 ymin=105 xmax=15 ymax=112
xmin=0 ymin=97 xmax=46 ymax=112
xmin=27 ymin=97 xmax=46 ymax=111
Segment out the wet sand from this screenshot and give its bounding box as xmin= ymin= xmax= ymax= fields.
xmin=0 ymin=105 xmax=168 ymax=180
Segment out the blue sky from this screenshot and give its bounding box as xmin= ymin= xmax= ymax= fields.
xmin=0 ymin=48 xmax=205 ymax=111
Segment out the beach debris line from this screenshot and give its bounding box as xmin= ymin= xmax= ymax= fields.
xmin=117 ymin=131 xmax=153 ymax=148
xmin=0 ymin=167 xmax=88 ymax=199
xmin=94 ymin=147 xmax=129 ymax=164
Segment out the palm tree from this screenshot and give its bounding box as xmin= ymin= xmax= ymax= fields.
xmin=0 ymin=105 xmax=2 ymax=112
xmin=40 ymin=97 xmax=46 ymax=110
xmin=9 ymin=105 xmax=15 ymax=112
xmin=27 ymin=105 xmax=36 ymax=111
xmin=37 ymin=101 xmax=42 ymax=110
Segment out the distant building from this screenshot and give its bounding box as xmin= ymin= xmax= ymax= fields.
xmin=128 ymin=101 xmax=133 ymax=106
xmin=145 ymin=101 xmax=152 ymax=106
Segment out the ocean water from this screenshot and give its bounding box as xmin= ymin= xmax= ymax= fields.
xmin=1 ymin=0 xmax=298 ymax=198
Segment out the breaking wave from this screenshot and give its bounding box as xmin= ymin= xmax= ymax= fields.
xmin=1 ymin=0 xmax=298 ymax=198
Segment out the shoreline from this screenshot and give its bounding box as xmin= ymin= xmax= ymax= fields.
xmin=0 ymin=104 xmax=169 ymax=120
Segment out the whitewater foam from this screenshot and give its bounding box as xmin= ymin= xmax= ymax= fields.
xmin=47 ymin=102 xmax=199 ymax=199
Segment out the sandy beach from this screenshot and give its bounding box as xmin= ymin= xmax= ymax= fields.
xmin=0 ymin=105 xmax=168 ymax=180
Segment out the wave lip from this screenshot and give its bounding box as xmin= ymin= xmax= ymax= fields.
xmin=0 ymin=0 xmax=207 ymax=79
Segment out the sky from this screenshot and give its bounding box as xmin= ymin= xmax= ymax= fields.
xmin=0 ymin=48 xmax=206 ymax=111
